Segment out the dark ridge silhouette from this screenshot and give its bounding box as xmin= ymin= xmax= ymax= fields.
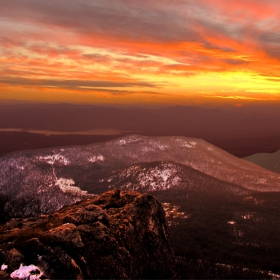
xmin=244 ymin=149 xmax=280 ymax=174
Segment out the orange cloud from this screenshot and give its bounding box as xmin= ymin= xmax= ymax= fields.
xmin=1 ymin=0 xmax=280 ymax=105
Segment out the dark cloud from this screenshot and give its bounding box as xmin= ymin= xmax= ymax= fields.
xmin=258 ymin=29 xmax=280 ymax=44
xmin=1 ymin=0 xmax=279 ymax=60
xmin=0 ymin=0 xmax=201 ymax=43
xmin=257 ymin=31 xmax=280 ymax=60
xmin=265 ymin=78 xmax=280 ymax=82
xmin=28 ymin=43 xmax=82 ymax=57
xmin=0 ymin=77 xmax=158 ymax=89
xmin=203 ymin=42 xmax=235 ymax=53
xmin=223 ymin=59 xmax=249 ymax=65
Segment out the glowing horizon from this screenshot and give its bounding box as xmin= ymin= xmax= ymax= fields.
xmin=1 ymin=0 xmax=280 ymax=107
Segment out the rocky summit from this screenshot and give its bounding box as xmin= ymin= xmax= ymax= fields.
xmin=0 ymin=190 xmax=174 ymax=279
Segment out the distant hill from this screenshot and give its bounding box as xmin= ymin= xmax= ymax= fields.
xmin=0 ymin=104 xmax=279 ymax=140
xmin=104 ymin=161 xmax=249 ymax=195
xmin=1 ymin=134 xmax=280 ymax=221
xmin=244 ymin=149 xmax=280 ymax=174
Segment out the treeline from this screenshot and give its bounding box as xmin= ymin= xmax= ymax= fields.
xmin=151 ymin=188 xmax=280 ymax=278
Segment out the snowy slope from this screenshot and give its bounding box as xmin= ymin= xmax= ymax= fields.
xmin=1 ymin=135 xmax=280 ymax=196
xmin=104 ymin=161 xmax=249 ymax=195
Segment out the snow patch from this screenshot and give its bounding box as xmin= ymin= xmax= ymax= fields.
xmin=89 ymin=155 xmax=104 ymax=162
xmin=180 ymin=140 xmax=197 ymax=148
xmin=10 ymin=264 xmax=43 ymax=280
xmin=242 ymin=213 xmax=254 ymax=220
xmin=55 ymin=177 xmax=88 ymax=195
xmin=118 ymin=136 xmax=142 ymax=146
xmin=158 ymin=144 xmax=169 ymax=151
xmin=36 ymin=154 xmax=70 ymax=165
xmin=142 ymin=146 xmax=154 ymax=152
xmin=1 ymin=264 xmax=8 ymax=271
xmin=162 ymin=202 xmax=189 ymax=226
xmin=118 ymin=139 xmax=127 ymax=145
xmin=109 ymin=162 xmax=181 ymax=191
xmin=257 ymin=178 xmax=267 ymax=184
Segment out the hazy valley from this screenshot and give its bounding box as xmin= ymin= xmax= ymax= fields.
xmin=1 ymin=104 xmax=280 ymax=158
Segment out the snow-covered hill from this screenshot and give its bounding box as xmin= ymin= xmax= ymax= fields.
xmin=3 ymin=134 xmax=278 ymax=190
xmin=104 ymin=161 xmax=249 ymax=195
xmin=1 ymin=134 xmax=280 ymax=219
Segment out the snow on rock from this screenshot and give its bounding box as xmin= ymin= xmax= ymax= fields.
xmin=1 ymin=264 xmax=8 ymax=271
xmin=10 ymin=264 xmax=43 ymax=280
xmin=89 ymin=155 xmax=104 ymax=162
xmin=55 ymin=177 xmax=88 ymax=195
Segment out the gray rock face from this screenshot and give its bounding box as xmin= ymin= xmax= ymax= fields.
xmin=0 ymin=190 xmax=174 ymax=279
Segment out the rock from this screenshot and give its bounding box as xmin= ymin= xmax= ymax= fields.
xmin=0 ymin=248 xmax=24 ymax=272
xmin=0 ymin=190 xmax=174 ymax=279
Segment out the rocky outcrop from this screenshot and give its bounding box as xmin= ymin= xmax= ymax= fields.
xmin=0 ymin=190 xmax=174 ymax=279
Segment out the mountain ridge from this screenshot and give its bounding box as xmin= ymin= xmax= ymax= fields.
xmin=43 ymin=134 xmax=280 ymax=191
xmin=1 ymin=134 xmax=280 ymax=221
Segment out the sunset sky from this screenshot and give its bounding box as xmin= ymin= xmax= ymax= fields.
xmin=1 ymin=0 xmax=280 ymax=107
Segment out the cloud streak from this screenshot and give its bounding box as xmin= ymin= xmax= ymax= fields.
xmin=0 ymin=77 xmax=158 ymax=90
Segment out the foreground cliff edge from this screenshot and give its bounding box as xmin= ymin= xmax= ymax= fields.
xmin=0 ymin=190 xmax=174 ymax=279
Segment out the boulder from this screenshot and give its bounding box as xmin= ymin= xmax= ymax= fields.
xmin=0 ymin=189 xmax=174 ymax=279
